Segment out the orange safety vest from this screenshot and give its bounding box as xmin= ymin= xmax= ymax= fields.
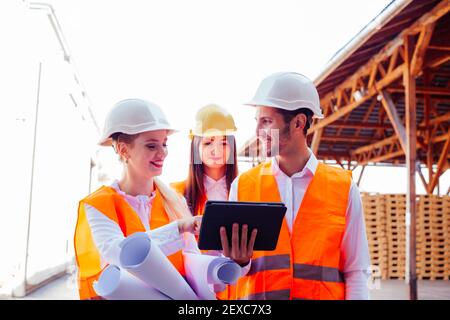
xmin=171 ymin=179 xmax=233 ymax=300
xmin=74 ymin=185 xmax=185 ymax=300
xmin=232 ymin=161 xmax=351 ymax=300
xmin=171 ymin=180 xmax=207 ymax=216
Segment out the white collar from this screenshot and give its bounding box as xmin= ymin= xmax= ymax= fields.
xmin=110 ymin=180 xmax=156 ymax=202
xmin=271 ymin=148 xmax=318 ymax=178
xmin=203 ymin=174 xmax=226 ymax=186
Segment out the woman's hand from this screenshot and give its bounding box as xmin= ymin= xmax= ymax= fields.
xmin=177 ymin=216 xmax=202 ymax=235
xmin=220 ymin=223 xmax=257 ymax=267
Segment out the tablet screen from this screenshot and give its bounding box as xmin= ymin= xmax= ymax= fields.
xmin=198 ymin=201 xmax=286 ymax=251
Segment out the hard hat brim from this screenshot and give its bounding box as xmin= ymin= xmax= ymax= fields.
xmin=244 ymin=101 xmax=324 ymax=119
xmin=188 ymin=128 xmax=237 ymax=140
xmin=98 ymin=126 xmax=178 ymax=147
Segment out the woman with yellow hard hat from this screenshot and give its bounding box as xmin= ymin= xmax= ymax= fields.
xmin=171 ymin=104 xmax=239 ymax=217
xmin=171 ymin=104 xmax=257 ymax=299
xmin=74 ymin=99 xmax=252 ymax=300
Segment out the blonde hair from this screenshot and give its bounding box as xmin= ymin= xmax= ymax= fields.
xmin=111 ymin=132 xmax=192 ymax=221
xmin=154 ymin=178 xmax=192 ymax=221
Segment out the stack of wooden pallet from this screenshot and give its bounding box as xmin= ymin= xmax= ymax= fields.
xmin=384 ymin=194 xmax=407 ymax=279
xmin=446 ymin=196 xmax=450 ymax=280
xmin=362 ymin=193 xmax=449 ymax=280
xmin=361 ymin=192 xmax=388 ymax=279
xmin=416 ymin=195 xmax=449 ymax=280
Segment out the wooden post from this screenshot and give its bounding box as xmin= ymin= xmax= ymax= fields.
xmin=380 ymin=90 xmax=407 ymax=153
xmin=424 ymin=71 xmax=433 ymax=194
xmin=404 ymin=35 xmax=418 ymax=300
xmin=416 ymin=162 xmax=428 ymax=192
xmin=311 ymin=127 xmax=323 ymax=154
xmin=357 ymin=165 xmax=366 ymax=187
xmin=428 ymin=128 xmax=450 ymax=194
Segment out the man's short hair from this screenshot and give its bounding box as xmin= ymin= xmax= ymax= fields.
xmin=275 ymin=108 xmax=313 ymax=135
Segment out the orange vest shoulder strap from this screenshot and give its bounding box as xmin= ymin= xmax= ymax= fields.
xmin=170 ymin=180 xmax=187 ymax=195
xmin=237 ymin=161 xmax=272 ymax=201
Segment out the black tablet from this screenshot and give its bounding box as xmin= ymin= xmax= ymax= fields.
xmin=198 ymin=200 xmax=286 ymax=251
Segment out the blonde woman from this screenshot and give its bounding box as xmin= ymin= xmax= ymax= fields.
xmin=75 ymin=99 xmax=204 ymax=300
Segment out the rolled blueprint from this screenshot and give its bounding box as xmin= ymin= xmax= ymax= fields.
xmin=183 ymin=252 xmax=241 ymax=300
xmin=93 ymin=265 xmax=170 ymax=300
xmin=119 ymin=232 xmax=198 ymax=300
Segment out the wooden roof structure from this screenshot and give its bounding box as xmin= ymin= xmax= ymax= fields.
xmin=239 ymin=0 xmax=450 ymax=196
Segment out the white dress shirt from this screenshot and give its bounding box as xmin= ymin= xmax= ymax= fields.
xmin=228 ymin=150 xmax=371 ymax=300
xmin=84 ymin=180 xmax=186 ymax=268
xmin=203 ymin=175 xmax=228 ymax=201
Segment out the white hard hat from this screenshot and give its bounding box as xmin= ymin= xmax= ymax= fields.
xmin=99 ymin=98 xmax=177 ymax=146
xmin=245 ymin=72 xmax=324 ymax=118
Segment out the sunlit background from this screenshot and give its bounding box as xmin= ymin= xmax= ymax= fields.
xmin=0 ymin=0 xmax=448 ymax=298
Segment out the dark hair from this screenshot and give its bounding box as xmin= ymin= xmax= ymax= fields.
xmin=111 ymin=132 xmax=140 ymax=161
xmin=184 ymin=135 xmax=238 ymax=215
xmin=275 ymin=108 xmax=313 ymax=135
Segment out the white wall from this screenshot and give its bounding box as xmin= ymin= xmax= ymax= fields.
xmin=0 ymin=1 xmax=98 ymax=296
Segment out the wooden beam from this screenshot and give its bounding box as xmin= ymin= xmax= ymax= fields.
xmin=316 ymin=0 xmax=450 ymax=96
xmin=318 ymin=0 xmax=450 ymax=108
xmin=335 ymin=158 xmax=346 ymax=170
xmin=426 ymin=53 xmax=450 ymax=69
xmin=380 ymin=90 xmax=407 ymax=153
xmin=311 ymin=127 xmax=323 ymax=154
xmin=362 ymin=150 xmax=404 ymax=164
xmin=317 ymin=151 xmax=351 ymax=159
xmin=411 ymin=23 xmax=435 ymax=76
xmin=387 ymin=86 xmax=450 ymax=96
xmin=352 ymin=135 xmax=398 ymax=155
xmin=433 ymin=133 xmax=450 ymax=143
xmin=310 ymin=65 xmax=404 ymax=133
xmin=352 ymin=132 xmax=448 ymax=156
xmin=416 ymin=161 xmax=429 ymax=192
xmin=428 ymin=45 xmax=450 ymax=51
xmin=430 ymin=113 xmax=450 ymax=126
xmin=428 ymin=128 xmax=450 ymax=193
xmin=329 ymin=121 xmax=390 ymax=129
xmin=355 ymin=98 xmax=379 ymax=137
xmin=406 ymin=0 xmax=450 ymax=35
xmin=357 ymin=165 xmax=366 ymax=187
xmin=404 ymin=34 xmax=418 ymax=301
xmin=321 ymin=136 xmax=374 ymax=143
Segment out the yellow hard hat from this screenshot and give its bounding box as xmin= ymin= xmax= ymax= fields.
xmin=189 ymin=104 xmax=237 ymax=139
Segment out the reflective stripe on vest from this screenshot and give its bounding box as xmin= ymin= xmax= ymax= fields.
xmin=294 ymin=264 xmax=344 ymax=283
xmin=248 ymin=254 xmax=291 ymax=276
xmin=239 ymin=289 xmax=291 ymax=300
xmin=234 ymin=161 xmax=351 ymax=300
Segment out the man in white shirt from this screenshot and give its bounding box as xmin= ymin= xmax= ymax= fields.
xmin=227 ymin=72 xmax=371 ymax=300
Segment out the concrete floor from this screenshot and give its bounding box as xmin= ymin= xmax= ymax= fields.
xmin=369 ymin=280 xmax=450 ymax=300
xmin=6 ymin=274 xmax=450 ymax=300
